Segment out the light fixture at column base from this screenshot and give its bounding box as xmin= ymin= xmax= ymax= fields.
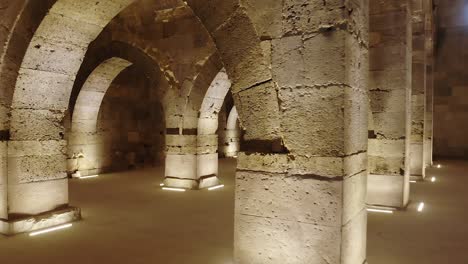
xmin=163 ymin=177 xmax=198 ymax=189
xmin=162 ymin=175 xmax=221 ymax=190
xmin=198 ymin=175 xmax=220 ymax=189
xmin=0 ymin=206 xmax=81 ymax=236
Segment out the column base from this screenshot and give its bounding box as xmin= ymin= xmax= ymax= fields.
xmin=367 ymin=174 xmax=409 ymax=209
xmin=163 ymin=175 xmax=221 ymax=190
xmin=410 ymin=175 xmax=424 ymax=181
xmin=0 ymin=206 xmax=81 ymax=236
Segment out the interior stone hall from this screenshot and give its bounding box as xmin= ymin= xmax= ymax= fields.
xmin=0 ymin=0 xmax=467 ymax=263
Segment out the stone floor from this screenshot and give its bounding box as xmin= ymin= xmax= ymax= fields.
xmin=367 ymin=160 xmax=468 ymax=263
xmin=0 ymin=158 xmax=467 ymax=263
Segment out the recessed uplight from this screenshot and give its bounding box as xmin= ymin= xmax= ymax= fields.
xmin=162 ymin=187 xmax=185 ymax=192
xmin=29 ymin=223 xmax=72 ymax=236
xmin=78 ymin=175 xmax=99 ymax=179
xmin=431 ymin=177 xmax=436 ymax=182
xmin=418 ymin=202 xmax=425 ymax=212
xmin=437 ymin=164 xmax=441 ymax=168
xmin=208 ymin=184 xmax=224 ymax=191
xmin=367 ymin=208 xmax=394 ymax=214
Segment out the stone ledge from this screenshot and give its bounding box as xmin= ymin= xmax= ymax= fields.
xmin=0 ymin=206 xmax=81 ymax=236
xmin=163 ymin=175 xmax=221 ymax=190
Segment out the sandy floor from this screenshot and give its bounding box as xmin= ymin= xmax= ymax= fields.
xmin=0 ymin=158 xmax=466 ymax=263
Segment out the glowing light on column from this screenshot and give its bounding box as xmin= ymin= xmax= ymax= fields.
xmin=78 ymin=175 xmax=99 ymax=179
xmin=29 ymin=223 xmax=72 ymax=236
xmin=367 ymin=208 xmax=394 ymax=214
xmin=418 ymin=202 xmax=425 ymax=212
xmin=162 ymin=187 xmax=185 ymax=192
xmin=208 ymin=184 xmax=225 ymax=191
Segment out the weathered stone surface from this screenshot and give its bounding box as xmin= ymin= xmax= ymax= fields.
xmin=8 ymin=178 xmax=68 ymax=215
xmin=0 ymin=206 xmax=81 ymax=236
xmin=212 ymin=8 xmax=271 ymax=93
xmin=12 ymin=68 xmax=75 ymax=110
xmin=10 ymin=109 xmax=65 ymax=141
xmin=236 ymin=171 xmax=343 ymax=227
xmin=234 ymin=214 xmax=341 ymax=264
xmin=234 ymin=81 xmax=280 ymax=141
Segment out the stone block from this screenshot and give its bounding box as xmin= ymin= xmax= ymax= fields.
xmin=303 ymin=30 xmax=346 ymax=86
xmin=8 ymin=178 xmax=69 ymax=215
xmin=234 ymin=214 xmax=341 ymax=264
xmin=236 ymin=171 xmax=343 ymax=227
xmin=212 ymin=8 xmax=271 ymax=93
xmin=280 ymin=86 xmax=344 ymax=155
xmin=234 ymin=81 xmax=280 ymax=141
xmin=272 ymin=35 xmax=304 ymax=88
xmin=367 ymin=174 xmax=406 ymax=208
xmin=410 ymin=142 xmax=424 ymax=176
xmin=165 ymin=154 xmax=197 ymax=179
xmin=12 ymin=68 xmax=75 ymax=110
xmin=197 ymin=153 xmax=218 ymax=178
xmin=10 ymin=109 xmax=65 ymax=141
xmin=0 ymin=206 xmax=81 ymax=236
xmin=49 ymin=0 xmax=133 ymax=28
xmin=22 ymin=36 xmax=86 ymax=76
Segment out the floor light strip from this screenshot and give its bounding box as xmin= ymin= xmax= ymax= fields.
xmin=30 ymin=223 xmax=72 ymax=237
xmin=410 ymin=180 xmax=417 ymax=183
xmin=162 ymin=187 xmax=186 ymax=192
xmin=418 ymin=202 xmax=425 ymax=212
xmin=78 ymin=175 xmax=99 ymax=179
xmin=160 ymin=183 xmax=165 ymax=186
xmin=367 ymin=208 xmax=394 ymax=214
xmin=208 ymin=184 xmax=225 ymax=191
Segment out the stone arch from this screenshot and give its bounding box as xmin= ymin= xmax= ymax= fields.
xmin=68 ymin=57 xmax=132 ymax=177
xmin=2 ymin=0 xmax=140 ymax=234
xmin=196 ymin=69 xmax=231 ymax=188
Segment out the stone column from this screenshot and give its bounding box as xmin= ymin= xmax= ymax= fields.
xmin=423 ymin=0 xmax=434 ymax=168
xmin=410 ymin=1 xmax=426 ymax=179
xmin=197 ymin=120 xmax=221 ymax=189
xmin=233 ymin=1 xmax=369 ymax=263
xmin=164 ymin=133 xmax=198 ymax=189
xmin=224 ymin=106 xmax=240 ymax=158
xmin=368 ymin=0 xmax=412 ymax=208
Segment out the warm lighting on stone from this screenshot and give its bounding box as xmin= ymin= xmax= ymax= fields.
xmin=162 ymin=187 xmax=186 ymax=192
xmin=29 ymin=223 xmax=72 ymax=236
xmin=367 ymin=208 xmax=394 ymax=214
xmin=208 ymin=184 xmax=224 ymax=191
xmin=418 ymin=202 xmax=425 ymax=212
xmin=78 ymin=175 xmax=99 ymax=179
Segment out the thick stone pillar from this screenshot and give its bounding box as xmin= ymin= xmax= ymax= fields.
xmin=233 ymin=1 xmax=369 ymax=263
xmin=368 ymin=1 xmax=412 ymax=208
xmin=410 ymin=1 xmax=426 ymax=179
xmin=197 ymin=124 xmax=221 ymax=189
xmin=423 ymin=1 xmax=434 ymax=168
xmin=164 ymin=134 xmax=198 ymax=189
